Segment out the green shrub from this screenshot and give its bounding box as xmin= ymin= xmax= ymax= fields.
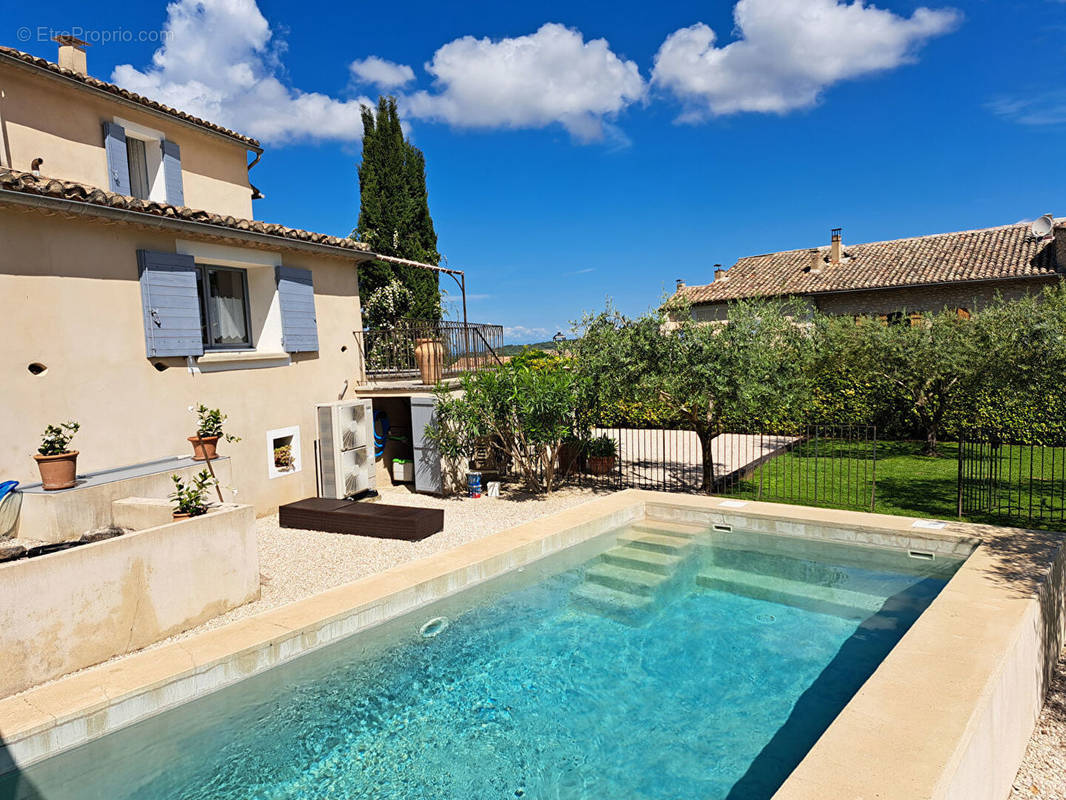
xmin=586 ymin=434 xmax=617 ymax=458
xmin=169 ymin=470 xmax=216 ymax=516
xmin=191 ymin=404 xmax=240 ymax=443
xmin=38 ymin=421 xmax=80 ymax=456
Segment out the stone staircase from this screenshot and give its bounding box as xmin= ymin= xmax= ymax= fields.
xmin=570 ymin=520 xmax=705 ymax=625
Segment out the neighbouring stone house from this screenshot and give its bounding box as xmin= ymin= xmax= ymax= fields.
xmin=675 ymin=223 xmax=1066 ymax=323
xmin=0 ymin=38 xmax=485 ymax=516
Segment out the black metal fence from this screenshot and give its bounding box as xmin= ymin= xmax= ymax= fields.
xmin=490 ymin=424 xmax=878 ymax=511
xmin=958 ymin=432 xmax=1066 ymax=527
xmin=359 ymin=320 xmax=504 ymax=383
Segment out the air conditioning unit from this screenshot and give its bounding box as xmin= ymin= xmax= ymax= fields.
xmin=315 ymin=399 xmax=376 ymax=499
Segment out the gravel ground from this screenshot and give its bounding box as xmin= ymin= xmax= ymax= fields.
xmin=1010 ymin=646 xmax=1066 ymax=800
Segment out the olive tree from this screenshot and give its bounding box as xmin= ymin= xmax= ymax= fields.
xmin=963 ymin=285 xmax=1066 ymax=441
xmin=847 ymin=310 xmax=978 ymax=456
xmin=573 ymin=299 xmax=812 ymax=491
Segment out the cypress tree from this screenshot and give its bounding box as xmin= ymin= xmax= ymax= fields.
xmin=353 ymin=97 xmax=441 ymax=321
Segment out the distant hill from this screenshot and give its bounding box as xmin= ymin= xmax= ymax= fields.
xmin=496 ymin=340 xmax=566 ymax=357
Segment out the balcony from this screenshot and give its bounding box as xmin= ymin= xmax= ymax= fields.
xmin=357 ymin=320 xmax=504 ymax=388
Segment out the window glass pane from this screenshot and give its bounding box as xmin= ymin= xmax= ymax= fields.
xmin=206 ymin=268 xmax=250 ymax=346
xmin=125 ymin=137 xmax=150 ymax=199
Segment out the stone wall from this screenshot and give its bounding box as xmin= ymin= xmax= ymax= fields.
xmin=692 ymin=277 xmax=1061 ymax=321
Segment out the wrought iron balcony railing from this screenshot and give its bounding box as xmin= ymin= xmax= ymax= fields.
xmin=357 ymin=320 xmax=504 ymax=383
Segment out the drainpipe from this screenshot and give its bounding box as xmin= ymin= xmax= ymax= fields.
xmin=247 ymin=150 xmax=264 ymax=200
xmin=0 ymin=86 xmax=10 ymax=168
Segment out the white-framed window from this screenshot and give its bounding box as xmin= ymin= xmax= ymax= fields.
xmin=195 ymin=264 xmax=254 ymax=350
xmin=125 ymin=137 xmax=151 ymax=199
xmin=114 ymin=117 xmax=167 ymax=202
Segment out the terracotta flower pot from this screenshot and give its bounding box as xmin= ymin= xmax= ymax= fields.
xmin=172 ymin=511 xmax=192 ymax=520
xmin=189 ymin=435 xmax=220 ymax=461
xmin=33 ymin=451 xmax=79 ymax=490
xmin=586 ymin=455 xmax=616 ymax=476
xmin=414 ymin=338 xmax=444 ymax=386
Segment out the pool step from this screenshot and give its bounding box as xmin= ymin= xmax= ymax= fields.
xmin=697 ymin=566 xmax=885 ymax=620
xmin=571 ymin=537 xmax=695 ymax=625
xmin=585 ymin=562 xmax=669 ymax=596
xmin=570 ymin=581 xmax=655 ymax=624
xmin=631 ymin=520 xmax=705 ymax=538
xmin=602 ymin=545 xmax=684 ymax=575
xmin=618 ymin=528 xmax=697 ymax=555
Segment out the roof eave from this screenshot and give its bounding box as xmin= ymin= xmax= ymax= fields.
xmin=689 ymin=272 xmax=1063 ymax=304
xmin=0 ymin=187 xmax=374 ymax=260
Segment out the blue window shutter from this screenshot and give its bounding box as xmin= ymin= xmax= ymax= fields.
xmin=161 ymin=139 xmax=185 ymax=206
xmin=102 ymin=121 xmax=130 ymax=196
xmin=137 ymin=250 xmax=204 ymax=357
xmin=276 ymin=266 xmax=319 ymax=352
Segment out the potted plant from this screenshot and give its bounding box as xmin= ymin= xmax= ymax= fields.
xmin=188 ymin=404 xmax=240 ymax=461
xmin=585 ymin=434 xmax=617 ymax=476
xmin=33 ymin=421 xmax=80 ymax=490
xmin=274 ymin=443 xmax=295 ymax=472
xmin=169 ymin=470 xmax=216 ymax=519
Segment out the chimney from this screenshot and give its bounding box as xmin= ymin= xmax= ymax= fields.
xmin=830 ymin=228 xmax=843 ymax=265
xmin=54 ymin=35 xmax=89 ymax=76
xmin=676 ymin=279 xmax=685 ymax=292
xmin=1055 ymin=222 xmax=1066 ymax=272
xmin=713 ymin=264 xmax=727 ymax=282
xmin=808 ymin=248 xmax=822 ymax=273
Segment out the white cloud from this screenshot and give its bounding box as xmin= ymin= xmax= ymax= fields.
xmin=651 ymin=0 xmax=960 ymax=119
xmin=349 ymin=56 xmax=416 ymax=90
xmin=987 ymin=92 xmax=1066 ymax=126
xmin=403 ymin=23 xmax=645 ymax=141
xmin=504 ymin=325 xmax=554 ymax=343
xmin=112 ymin=0 xmax=371 ymax=144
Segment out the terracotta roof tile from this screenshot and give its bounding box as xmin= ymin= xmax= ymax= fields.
xmin=0 ymin=46 xmax=261 ymax=150
xmin=0 ymin=167 xmax=371 ymax=253
xmin=680 ymin=222 xmax=1062 ymax=304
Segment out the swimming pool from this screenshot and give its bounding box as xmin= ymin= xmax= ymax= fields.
xmin=1 ymin=518 xmax=963 ymax=800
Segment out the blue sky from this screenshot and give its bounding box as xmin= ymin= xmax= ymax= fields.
xmin=6 ymin=0 xmax=1066 ymax=342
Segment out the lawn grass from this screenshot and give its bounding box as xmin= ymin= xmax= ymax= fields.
xmin=726 ymin=439 xmax=1066 ymax=531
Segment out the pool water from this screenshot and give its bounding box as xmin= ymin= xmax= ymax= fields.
xmin=1 ymin=523 xmax=963 ymax=800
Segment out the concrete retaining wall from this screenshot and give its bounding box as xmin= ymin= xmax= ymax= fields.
xmin=0 ymin=504 xmax=259 ymax=697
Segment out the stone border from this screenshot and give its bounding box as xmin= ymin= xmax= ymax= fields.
xmin=0 ymin=491 xmax=1062 ymax=800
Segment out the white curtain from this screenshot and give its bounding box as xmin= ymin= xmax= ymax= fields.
xmin=214 ymin=295 xmax=246 ymax=342
xmin=209 ymin=269 xmax=248 ymax=344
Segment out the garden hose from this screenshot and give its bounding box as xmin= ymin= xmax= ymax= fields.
xmin=374 ymin=410 xmax=390 ymax=459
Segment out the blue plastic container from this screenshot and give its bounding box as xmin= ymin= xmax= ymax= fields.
xmin=466 ymin=471 xmax=482 ymax=498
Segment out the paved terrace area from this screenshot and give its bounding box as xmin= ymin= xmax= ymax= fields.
xmin=593 ymin=430 xmax=798 ymax=487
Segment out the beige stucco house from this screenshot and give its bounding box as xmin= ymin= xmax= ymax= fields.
xmin=0 ymin=39 xmax=402 ymax=515
xmin=675 ymin=224 xmax=1066 ymax=323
